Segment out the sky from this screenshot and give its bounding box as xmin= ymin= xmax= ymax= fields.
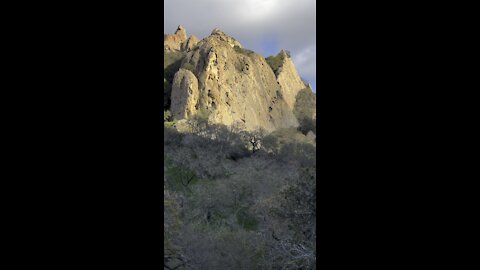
xmin=164 ymin=0 xmax=316 ymax=92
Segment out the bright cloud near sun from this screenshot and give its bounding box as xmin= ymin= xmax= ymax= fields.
xmin=235 ymin=0 xmax=281 ymax=23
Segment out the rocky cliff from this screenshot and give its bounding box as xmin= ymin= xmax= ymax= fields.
xmin=275 ymin=50 xmax=308 ymax=110
xmin=164 ymin=25 xmax=198 ymax=52
xmin=165 ymin=26 xmax=315 ymax=133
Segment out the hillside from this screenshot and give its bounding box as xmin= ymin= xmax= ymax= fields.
xmin=164 ymin=122 xmax=315 ymax=269
xmin=164 ymin=26 xmax=316 ymax=270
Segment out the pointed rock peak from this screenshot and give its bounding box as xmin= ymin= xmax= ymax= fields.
xmin=211 ymin=28 xmax=225 ymax=35
xmin=181 ymin=35 xmax=199 ymax=51
xmin=279 ymin=49 xmax=291 ymax=58
xmin=176 ymin=25 xmax=186 ymax=33
xmin=208 ymin=28 xmax=242 ymax=48
xmin=189 ymin=34 xmax=198 ymax=40
xmin=175 ymin=25 xmax=187 ymax=39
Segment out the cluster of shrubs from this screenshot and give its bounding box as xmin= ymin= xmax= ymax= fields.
xmin=164 ymin=139 xmax=315 ymax=268
xmin=294 ymin=88 xmax=317 ymax=135
xmin=265 ymin=50 xmax=290 ymax=75
xmin=233 ymin=45 xmax=255 ymax=56
xmin=163 ymin=114 xmax=316 ymax=268
xmin=164 ymin=61 xmax=182 ymax=84
xmin=165 ymin=113 xmax=315 ymax=170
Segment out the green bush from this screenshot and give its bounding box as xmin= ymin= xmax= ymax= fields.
xmin=164 ymin=121 xmax=175 ymax=128
xmin=165 ymin=165 xmax=198 ymax=193
xmin=233 ymin=45 xmax=254 ymax=56
xmin=163 ymin=113 xmax=317 ymax=269
xmin=164 ymin=126 xmax=183 ymax=146
xmin=294 ymin=88 xmax=316 ymax=135
xmin=298 ymin=117 xmax=316 ymax=135
xmin=265 ymin=51 xmax=289 ymax=74
xmin=164 ymin=60 xmax=183 ymax=83
xmin=261 ymin=134 xmax=279 ymax=153
xmin=236 ymin=208 xmax=258 ymax=231
xmin=164 ymin=51 xmax=185 ymax=83
xmin=164 ymin=110 xmax=172 ymax=122
xmin=163 ymin=80 xmax=171 ymax=109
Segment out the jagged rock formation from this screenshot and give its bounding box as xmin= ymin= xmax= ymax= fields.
xmin=210 ymin=28 xmax=243 ymax=48
xmin=181 ymin=35 xmax=199 ymax=51
xmin=164 ymin=25 xmax=198 ymax=52
xmin=165 ymin=26 xmax=315 ymax=132
xmin=276 ymin=50 xmax=308 ymax=110
xmin=170 ymin=68 xmax=199 ymax=119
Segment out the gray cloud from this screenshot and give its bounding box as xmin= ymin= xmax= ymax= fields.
xmin=165 ymin=0 xmax=316 ymax=91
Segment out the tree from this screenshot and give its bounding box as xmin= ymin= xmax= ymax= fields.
xmin=294 ymin=88 xmax=316 ymax=135
xmin=164 ymin=110 xmax=172 ymax=122
xmin=267 ymin=167 xmax=316 ymax=269
xmin=164 ymin=189 xmax=186 ymax=269
xmin=188 ymin=108 xmax=210 ymax=134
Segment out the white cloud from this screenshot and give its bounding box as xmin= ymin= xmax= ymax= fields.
xmin=292 ymin=45 xmax=316 ymax=84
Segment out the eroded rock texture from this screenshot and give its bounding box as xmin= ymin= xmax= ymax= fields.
xmin=166 ymin=26 xmax=314 ymax=132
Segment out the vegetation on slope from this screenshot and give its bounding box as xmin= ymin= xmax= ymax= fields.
xmin=294 ymin=88 xmax=317 ymax=135
xmin=164 ymin=117 xmax=316 ymax=269
xmin=265 ymin=50 xmax=290 ymax=75
xmin=164 ymin=51 xmax=186 ymax=109
xmin=233 ymin=45 xmax=255 ymax=56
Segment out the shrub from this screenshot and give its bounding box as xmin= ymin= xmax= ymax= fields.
xmin=164 ymin=51 xmax=185 ymax=83
xmin=187 ymin=108 xmax=210 ymax=134
xmin=164 ymin=110 xmax=172 ymax=122
xmin=298 ymin=117 xmax=316 ymax=135
xmin=164 ymin=59 xmax=182 ymax=83
xmin=164 ymin=189 xmax=185 ymax=270
xmin=261 ymin=134 xmax=279 ymax=153
xmin=265 ymin=167 xmax=316 ymax=269
xmin=294 ymin=88 xmax=316 ymax=135
xmin=164 ymin=80 xmax=171 ymax=109
xmin=233 ymin=45 xmax=255 ymax=56
xmin=164 ymin=126 xmax=183 ymax=146
xmin=164 ymin=121 xmax=175 ymax=128
xmin=165 ymin=165 xmax=199 ymax=193
xmin=226 ymin=144 xmax=251 ymax=161
xmin=237 ymin=208 xmax=259 ymax=231
xmin=265 ymin=52 xmax=287 ymax=74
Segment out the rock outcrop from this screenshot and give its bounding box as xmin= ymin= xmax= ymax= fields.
xmin=171 ymin=68 xmax=199 ymax=119
xmin=166 ymin=26 xmax=314 ymax=133
xmin=181 ymin=35 xmax=199 ymax=51
xmin=276 ymin=50 xmax=308 ymax=110
xmin=164 ymin=25 xmax=198 ymax=52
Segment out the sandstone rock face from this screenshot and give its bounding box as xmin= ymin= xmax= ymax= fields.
xmin=171 ymin=68 xmax=199 ymax=119
xmin=276 ymin=50 xmax=308 ymax=110
xmin=210 ymin=28 xmax=243 ymax=48
xmin=175 ymin=25 xmax=187 ymax=40
xmin=164 ymin=25 xmax=188 ymax=51
xmin=170 ymin=29 xmax=299 ymax=132
xmin=181 ymin=35 xmax=199 ymax=51
xmin=164 ymin=25 xmax=201 ymax=52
